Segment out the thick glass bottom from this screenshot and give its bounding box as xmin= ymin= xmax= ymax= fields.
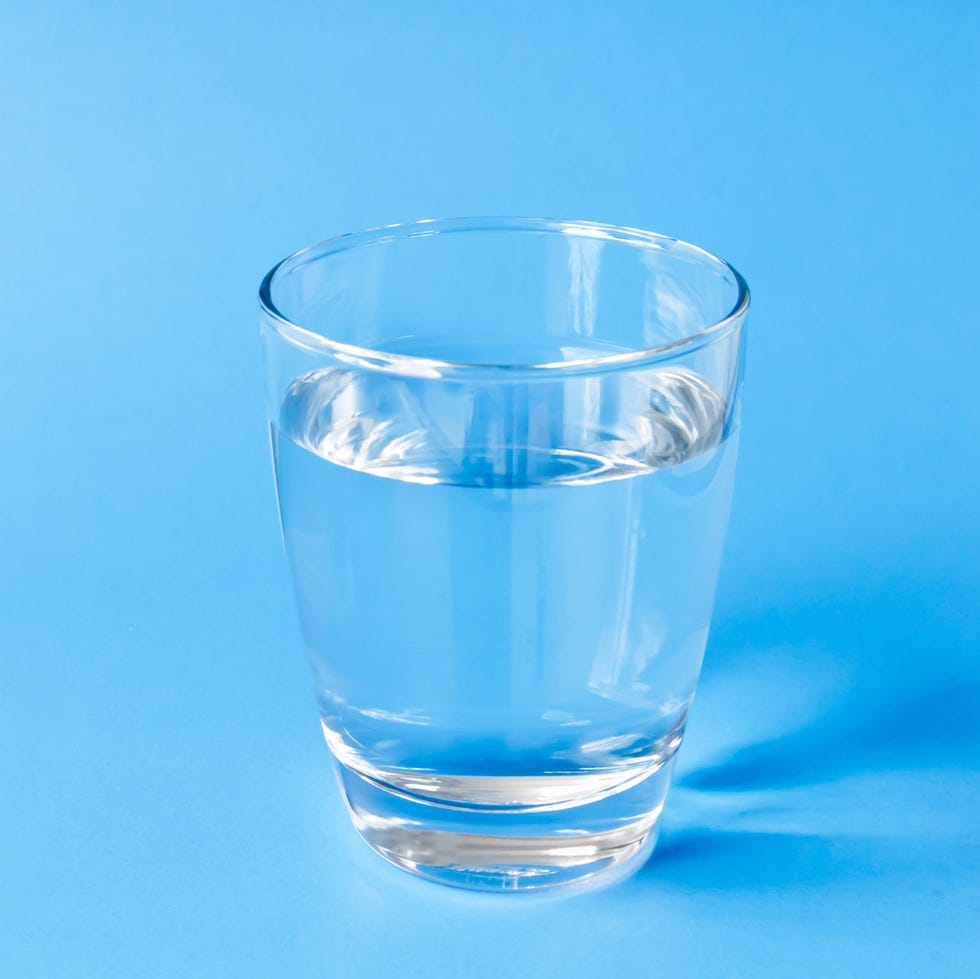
xmin=334 ymin=756 xmax=675 ymax=893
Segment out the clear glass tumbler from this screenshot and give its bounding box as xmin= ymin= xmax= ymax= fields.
xmin=260 ymin=218 xmax=749 ymax=892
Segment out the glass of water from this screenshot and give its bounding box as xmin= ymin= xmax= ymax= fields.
xmin=260 ymin=218 xmax=748 ymax=893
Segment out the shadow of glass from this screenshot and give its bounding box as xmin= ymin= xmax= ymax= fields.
xmin=632 ymin=576 xmax=980 ymax=887
xmin=680 ymin=674 xmax=980 ymax=792
xmin=678 ymin=573 xmax=979 ymax=794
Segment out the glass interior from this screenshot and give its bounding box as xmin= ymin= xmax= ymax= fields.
xmin=262 ymin=218 xmax=747 ymax=370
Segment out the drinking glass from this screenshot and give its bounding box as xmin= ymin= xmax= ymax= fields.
xmin=259 ymin=218 xmax=749 ymax=892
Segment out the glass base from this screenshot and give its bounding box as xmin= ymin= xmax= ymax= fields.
xmin=334 ymin=756 xmax=674 ymax=893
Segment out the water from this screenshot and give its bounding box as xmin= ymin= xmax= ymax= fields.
xmin=271 ymin=346 xmax=738 ymax=886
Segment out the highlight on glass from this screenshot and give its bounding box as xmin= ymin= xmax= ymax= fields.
xmin=260 ymin=218 xmax=749 ymax=892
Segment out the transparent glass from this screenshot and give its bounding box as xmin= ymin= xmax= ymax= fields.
xmin=259 ymin=218 xmax=749 ymax=892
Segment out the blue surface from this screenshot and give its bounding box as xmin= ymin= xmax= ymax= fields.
xmin=2 ymin=2 xmax=977 ymax=975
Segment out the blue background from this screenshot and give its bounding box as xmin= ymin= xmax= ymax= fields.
xmin=3 ymin=2 xmax=977 ymax=975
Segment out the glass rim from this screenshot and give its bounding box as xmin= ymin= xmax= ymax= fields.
xmin=259 ymin=217 xmax=750 ymax=379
